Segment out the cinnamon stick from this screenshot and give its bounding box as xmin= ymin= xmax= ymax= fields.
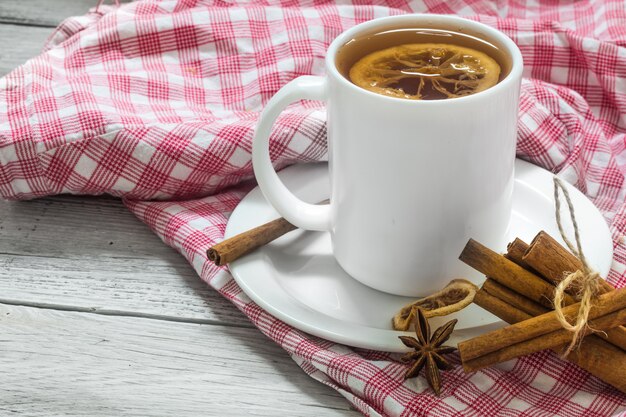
xmin=207 ymin=217 xmax=296 ymax=266
xmin=517 ymin=233 xmax=626 ymax=350
xmin=461 ymin=238 xmax=626 ymax=352
xmin=207 ymin=199 xmax=329 ymax=266
xmin=465 ymin=310 xmax=626 ymax=372
xmin=504 ymin=238 xmax=531 ymax=270
xmin=471 ymin=289 xmax=626 ymax=393
xmin=473 ymin=289 xmax=530 ymax=324
xmin=461 ymin=299 xmax=626 ymax=371
xmin=459 ymin=286 xmax=626 ymax=363
xmin=524 ymin=231 xmax=614 ymax=293
xmin=482 ymin=279 xmax=547 ymax=317
xmin=459 ymin=239 xmax=575 ymax=309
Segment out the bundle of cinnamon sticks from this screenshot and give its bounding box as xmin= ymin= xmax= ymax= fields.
xmin=458 ymin=231 xmax=626 ymax=393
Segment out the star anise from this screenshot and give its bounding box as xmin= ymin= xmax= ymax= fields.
xmin=398 ymin=308 xmax=458 ymax=396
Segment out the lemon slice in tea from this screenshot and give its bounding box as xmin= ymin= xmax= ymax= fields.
xmin=349 ymin=43 xmax=501 ymax=100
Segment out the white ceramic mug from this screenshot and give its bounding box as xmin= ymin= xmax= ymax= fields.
xmin=253 ymin=14 xmax=523 ymax=296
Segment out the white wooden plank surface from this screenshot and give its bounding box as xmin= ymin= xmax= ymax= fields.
xmin=0 ymin=196 xmax=253 ymax=327
xmin=0 ymin=304 xmax=359 ymax=416
xmin=0 ymin=2 xmax=128 ymax=74
xmin=1 ymin=195 xmax=188 ymax=260
xmin=0 ymin=24 xmax=51 ymax=74
xmin=0 ymin=0 xmax=131 ymax=27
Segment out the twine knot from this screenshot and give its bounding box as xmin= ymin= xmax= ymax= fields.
xmin=553 ymin=177 xmax=602 ymax=356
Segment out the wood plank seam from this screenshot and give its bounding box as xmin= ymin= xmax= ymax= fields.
xmin=0 ymin=18 xmax=57 ymax=29
xmin=0 ymin=299 xmax=256 ymax=329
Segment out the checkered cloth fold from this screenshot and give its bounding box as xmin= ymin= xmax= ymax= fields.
xmin=1 ymin=1 xmax=626 ymax=415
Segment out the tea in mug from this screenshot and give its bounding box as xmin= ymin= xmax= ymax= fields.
xmin=336 ymin=27 xmax=512 ymax=100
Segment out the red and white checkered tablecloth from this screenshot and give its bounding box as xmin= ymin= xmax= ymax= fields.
xmin=1 ymin=0 xmax=626 ymax=415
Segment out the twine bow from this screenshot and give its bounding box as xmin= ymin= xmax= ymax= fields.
xmin=553 ymin=177 xmax=602 ymax=356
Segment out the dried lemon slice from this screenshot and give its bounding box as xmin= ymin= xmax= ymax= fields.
xmin=392 ymin=279 xmax=479 ymax=331
xmin=349 ymin=43 xmax=500 ymax=100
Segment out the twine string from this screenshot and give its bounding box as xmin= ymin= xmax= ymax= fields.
xmin=553 ymin=177 xmax=601 ymax=357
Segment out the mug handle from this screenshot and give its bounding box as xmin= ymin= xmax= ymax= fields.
xmin=252 ymin=76 xmax=331 ymax=232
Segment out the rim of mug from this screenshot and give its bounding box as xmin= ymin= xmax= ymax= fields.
xmin=325 ymin=14 xmax=524 ymax=104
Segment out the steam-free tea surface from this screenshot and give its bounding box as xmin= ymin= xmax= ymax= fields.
xmin=349 ymin=43 xmax=500 ymax=100
xmin=226 ymin=161 xmax=612 ymax=352
xmin=336 ymin=27 xmax=512 ymax=100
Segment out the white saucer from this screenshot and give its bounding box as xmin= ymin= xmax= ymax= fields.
xmin=226 ymin=160 xmax=613 ymax=352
